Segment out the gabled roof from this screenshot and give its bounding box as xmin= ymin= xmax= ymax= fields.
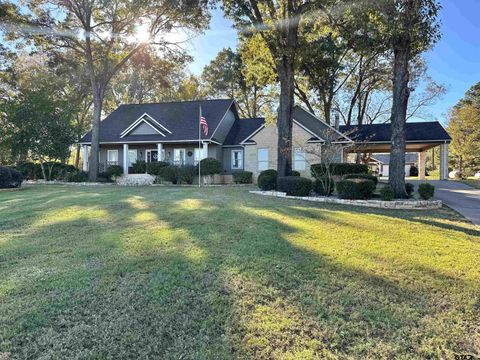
xmin=80 ymin=99 xmax=236 ymax=144
xmin=340 ymin=121 xmax=451 ymax=143
xmin=224 ymin=118 xmax=265 ymax=146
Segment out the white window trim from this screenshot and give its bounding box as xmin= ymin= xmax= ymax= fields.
xmin=128 ymin=149 xmax=137 ymax=166
xmin=107 ymin=149 xmax=118 ymax=162
xmin=257 ymin=148 xmax=269 ymax=171
xmin=120 ymin=113 xmax=170 ymax=138
xmin=231 ymin=150 xmax=243 ymax=170
xmin=293 ymin=147 xmax=306 ymax=171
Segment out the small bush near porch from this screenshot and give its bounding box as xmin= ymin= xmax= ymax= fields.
xmin=0 ymin=185 xmax=479 ymax=359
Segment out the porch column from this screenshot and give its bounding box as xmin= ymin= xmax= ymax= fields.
xmin=82 ymin=145 xmax=88 ymax=171
xmin=440 ymin=143 xmax=449 ymax=180
xmin=202 ymin=142 xmax=209 ymax=159
xmin=418 ymin=151 xmax=427 ymax=180
xmin=123 ymin=143 xmax=129 ymax=175
xmin=157 ymin=143 xmax=163 ymax=161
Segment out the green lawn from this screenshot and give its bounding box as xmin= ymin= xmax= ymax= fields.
xmin=460 ymin=179 xmax=480 ymax=189
xmin=1 ymin=185 xmax=479 ymax=359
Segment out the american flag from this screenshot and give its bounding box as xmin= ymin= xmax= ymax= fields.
xmin=200 ymin=113 xmax=208 ymax=136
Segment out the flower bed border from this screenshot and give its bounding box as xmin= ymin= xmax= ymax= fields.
xmin=250 ymin=191 xmax=442 ymax=210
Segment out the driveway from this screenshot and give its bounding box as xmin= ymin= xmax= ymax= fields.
xmin=411 ymin=180 xmax=480 ymax=225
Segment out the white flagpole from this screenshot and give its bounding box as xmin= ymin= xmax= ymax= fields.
xmin=198 ymin=105 xmax=201 ymax=188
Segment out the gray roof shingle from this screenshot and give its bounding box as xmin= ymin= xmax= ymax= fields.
xmin=223 ymin=118 xmax=265 ymax=145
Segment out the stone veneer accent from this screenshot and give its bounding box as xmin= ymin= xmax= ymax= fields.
xmin=116 ymin=174 xmax=155 ymax=186
xmin=250 ymin=191 xmax=442 ymax=210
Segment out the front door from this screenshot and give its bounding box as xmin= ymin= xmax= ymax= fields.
xmin=146 ymin=150 xmax=158 ymax=163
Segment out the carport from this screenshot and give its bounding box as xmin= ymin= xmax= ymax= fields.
xmin=339 ymin=122 xmax=452 ymax=180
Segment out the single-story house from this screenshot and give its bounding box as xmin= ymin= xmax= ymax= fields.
xmin=79 ymin=99 xmax=452 ymax=181
xmin=367 ymin=153 xmax=418 ymax=177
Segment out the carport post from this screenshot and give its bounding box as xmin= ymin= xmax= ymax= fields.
xmin=418 ymin=151 xmax=427 ymax=180
xmin=440 ymin=143 xmax=449 ymax=180
xmin=82 ymin=145 xmax=88 ymax=172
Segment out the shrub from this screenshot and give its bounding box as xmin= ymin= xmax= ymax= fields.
xmin=106 ymin=165 xmax=123 ymax=178
xmin=277 ymin=176 xmax=312 ymax=196
xmin=233 ymin=171 xmax=253 ymax=184
xmin=131 ymin=160 xmax=146 ymax=174
xmin=0 ymin=167 xmax=23 ymax=188
xmin=157 ymin=165 xmax=178 ymax=183
xmin=290 ymin=170 xmax=300 ymax=177
xmin=178 ymin=165 xmax=196 ymax=184
xmin=16 ymin=162 xmax=42 ymax=180
xmin=380 ymin=186 xmax=395 ymax=201
xmin=66 ymin=171 xmax=89 ymax=183
xmin=313 ymin=176 xmax=334 ymax=196
xmin=197 ymin=158 xmax=223 ymax=176
xmin=311 ymin=163 xmax=368 ymax=177
xmin=405 ymin=183 xmax=415 ymax=197
xmin=97 ymin=172 xmax=114 ymax=183
xmin=146 ymin=161 xmax=169 ymax=175
xmin=418 ymin=183 xmax=435 ymax=200
xmin=409 ymin=165 xmax=419 ymax=177
xmin=257 ymin=169 xmax=277 ymax=191
xmin=336 ymin=179 xmax=376 ymax=200
xmin=343 ymin=173 xmax=378 ymax=185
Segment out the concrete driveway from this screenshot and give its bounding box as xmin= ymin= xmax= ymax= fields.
xmin=410 ymin=180 xmax=480 ymax=225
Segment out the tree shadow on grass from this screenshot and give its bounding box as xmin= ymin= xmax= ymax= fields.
xmin=0 ymin=186 xmax=479 ymax=359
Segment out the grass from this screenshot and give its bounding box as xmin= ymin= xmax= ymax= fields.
xmin=0 ymin=185 xmax=479 ymax=359
xmin=459 ymin=179 xmax=480 ymax=189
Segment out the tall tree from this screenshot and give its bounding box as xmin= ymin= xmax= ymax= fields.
xmin=367 ymin=0 xmax=441 ymax=197
xmin=13 ymin=0 xmax=211 ymax=180
xmin=222 ymin=0 xmax=327 ymax=177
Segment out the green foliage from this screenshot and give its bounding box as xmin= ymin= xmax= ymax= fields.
xmin=66 ymin=171 xmax=89 ymax=183
xmin=257 ymin=169 xmax=277 ymax=191
xmin=0 ymin=167 xmax=23 ymax=188
xmin=177 ymin=165 xmax=196 ymax=185
xmin=311 ymin=163 xmax=369 ymax=177
xmin=97 ymin=172 xmax=114 ymax=183
xmin=156 ymin=165 xmax=178 ymax=183
xmin=277 ymin=176 xmax=313 ymax=197
xmin=343 ymin=173 xmax=378 ymax=185
xmin=146 ymin=161 xmax=169 ymax=176
xmin=380 ymin=186 xmax=395 ymax=201
xmin=418 ymin=183 xmax=435 ymax=200
xmin=405 ymin=183 xmax=415 ymax=197
xmin=313 ymin=177 xmax=335 ymax=196
xmin=155 ymin=165 xmax=195 ymax=185
xmin=106 ymin=165 xmax=123 ymax=178
xmin=233 ymin=171 xmax=253 ymax=184
xmin=336 ymin=179 xmax=376 ymax=200
xmin=197 ymin=158 xmax=222 ymax=176
xmin=16 ymin=162 xmax=43 ymax=180
xmin=131 ymin=161 xmax=147 ymax=174
xmin=290 ymin=170 xmax=300 ymax=177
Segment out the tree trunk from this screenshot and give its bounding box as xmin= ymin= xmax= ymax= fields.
xmin=74 ymin=144 xmax=81 ymax=169
xmin=39 ymin=162 xmax=47 ymax=181
xmin=277 ymin=60 xmax=295 ymax=178
xmin=89 ymin=88 xmax=104 ymax=181
xmin=389 ymin=47 xmax=410 ymax=198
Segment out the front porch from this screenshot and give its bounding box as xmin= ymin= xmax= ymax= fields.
xmin=82 ymin=142 xmax=212 ymax=174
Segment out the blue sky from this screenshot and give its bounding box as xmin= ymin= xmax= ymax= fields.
xmin=188 ymin=2 xmax=480 ymax=123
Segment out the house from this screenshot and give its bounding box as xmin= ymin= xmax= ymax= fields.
xmin=79 ymin=99 xmax=452 ymax=181
xmin=367 ymin=153 xmax=418 ymax=177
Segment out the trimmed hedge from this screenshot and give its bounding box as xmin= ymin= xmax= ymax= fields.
xmin=197 ymin=158 xmax=223 ymax=176
xmin=146 ymin=161 xmax=169 ymax=175
xmin=131 ymin=160 xmax=146 ymax=174
xmin=155 ymin=165 xmax=196 ymax=184
xmin=290 ymin=170 xmax=300 ymax=177
xmin=336 ymin=179 xmax=376 ymax=200
xmin=409 ymin=165 xmax=419 ymax=177
xmin=178 ymin=165 xmax=196 ymax=184
xmin=258 ymin=169 xmax=277 ymax=191
xmin=343 ymin=173 xmax=378 ymax=185
xmin=418 ymin=183 xmax=435 ymax=200
xmin=0 ymin=167 xmax=23 ymax=188
xmin=405 ymin=183 xmax=415 ymax=197
xmin=311 ymin=163 xmax=369 ymax=177
xmin=233 ymin=171 xmax=253 ymax=184
xmin=277 ymin=176 xmax=312 ymax=196
xmin=16 ymin=162 xmax=43 ymax=180
xmin=66 ymin=171 xmax=89 ymax=183
xmin=313 ymin=176 xmax=335 ymax=196
xmin=105 ymin=165 xmax=123 ymax=178
xmin=380 ymin=186 xmax=395 ymax=201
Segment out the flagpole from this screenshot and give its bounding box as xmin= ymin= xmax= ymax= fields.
xmin=198 ymin=105 xmax=201 ymax=188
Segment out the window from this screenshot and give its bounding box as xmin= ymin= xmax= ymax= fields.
xmin=128 ymin=149 xmax=137 ymax=166
xmin=231 ymin=150 xmax=243 ymax=169
xmin=293 ymin=147 xmax=306 ymax=171
xmin=107 ymin=150 xmax=118 ymax=165
xmin=174 ymin=148 xmax=186 ymax=165
xmin=258 ymin=148 xmax=269 ymax=171
xmin=194 ymin=148 xmax=202 ymax=165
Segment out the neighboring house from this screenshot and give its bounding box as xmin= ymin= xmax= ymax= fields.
xmin=79 ymin=99 xmax=452 ymax=181
xmin=367 ymin=153 xmax=418 ymax=177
